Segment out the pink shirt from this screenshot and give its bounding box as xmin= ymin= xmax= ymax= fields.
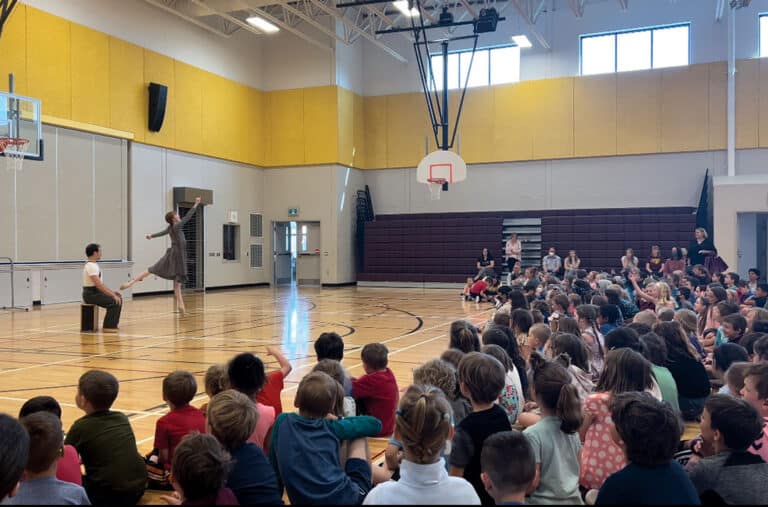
xmin=580 ymin=392 xmax=626 ymax=490
xmin=57 ymin=444 xmax=82 ymax=485
xmin=247 ymin=402 xmax=276 ymax=451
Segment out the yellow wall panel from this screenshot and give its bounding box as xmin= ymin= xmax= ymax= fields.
xmin=736 ymin=59 xmax=759 ymax=149
xmin=70 ymin=24 xmax=109 ymax=126
xmin=243 ymin=87 xmax=264 ymax=166
xmin=26 ymin=7 xmax=71 ymax=119
xmin=458 ymin=88 xmax=495 ymax=163
xmin=337 ymin=87 xmax=354 ymax=167
xmin=143 ymin=50 xmax=175 ymax=148
xmin=617 ymin=70 xmax=661 ymax=154
xmin=759 ymin=59 xmax=768 ymax=148
xmin=201 ymin=71 xmax=237 ymax=161
xmin=574 ymin=74 xmax=616 ymax=157
xmin=173 ymin=61 xmax=203 ymax=155
xmin=363 ymin=95 xmax=388 ymax=169
xmin=493 ymin=82 xmax=534 ymax=161
xmin=303 ymin=86 xmax=338 ymax=164
xmin=708 ymin=62 xmax=727 ymax=150
xmin=352 ymin=93 xmax=365 ymax=168
xmin=0 ymin=4 xmax=27 ymax=94
xmin=532 ymin=78 xmax=574 ymax=160
xmin=386 ymin=93 xmax=429 ymax=169
xmin=265 ymin=89 xmax=305 ymax=166
xmin=109 ymin=37 xmax=145 ymax=142
xmin=660 ymin=64 xmax=709 ymax=153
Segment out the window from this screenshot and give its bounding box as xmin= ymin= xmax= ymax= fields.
xmin=430 ymin=45 xmax=520 ymax=90
xmin=759 ymin=14 xmax=768 ymax=57
xmin=580 ymin=23 xmax=690 ymax=75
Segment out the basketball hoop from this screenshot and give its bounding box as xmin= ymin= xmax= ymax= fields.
xmin=426 ymin=178 xmax=447 ymax=200
xmin=0 ymin=137 xmax=29 ymax=171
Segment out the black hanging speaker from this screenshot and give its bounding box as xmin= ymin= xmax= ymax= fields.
xmin=148 ymin=82 xmax=168 ymax=132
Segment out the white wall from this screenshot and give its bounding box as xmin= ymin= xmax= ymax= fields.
xmin=366 ymin=150 xmax=727 ymax=214
xmin=260 ymin=20 xmax=336 ymax=90
xmin=335 ymin=20 xmax=364 ymax=95
xmin=737 ymin=213 xmax=758 ymax=276
xmin=21 ymin=0 xmax=264 ymax=89
xmin=361 ymin=0 xmax=768 ymax=95
xmin=130 ymin=143 xmax=266 ymax=293
xmin=336 ymin=166 xmax=366 ymax=282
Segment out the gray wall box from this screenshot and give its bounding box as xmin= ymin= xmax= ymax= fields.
xmin=174 ymin=187 xmax=213 ymax=206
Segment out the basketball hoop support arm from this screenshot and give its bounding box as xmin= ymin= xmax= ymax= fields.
xmin=440 ymin=40 xmax=449 ymax=151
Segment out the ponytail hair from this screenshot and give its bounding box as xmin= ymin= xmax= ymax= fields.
xmin=395 ymin=384 xmax=453 ymax=464
xmin=529 ymin=352 xmax=583 ymax=434
xmin=450 ymin=320 xmax=480 ymax=353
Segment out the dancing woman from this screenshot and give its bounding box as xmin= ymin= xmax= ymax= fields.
xmin=121 ymin=197 xmax=201 ymax=313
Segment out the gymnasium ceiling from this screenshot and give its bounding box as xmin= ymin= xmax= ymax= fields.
xmin=142 ymin=0 xmax=683 ymax=62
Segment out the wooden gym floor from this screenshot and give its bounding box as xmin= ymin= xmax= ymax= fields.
xmin=0 ymin=286 xmax=495 ymax=457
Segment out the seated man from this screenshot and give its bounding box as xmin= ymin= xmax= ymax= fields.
xmin=541 ymin=247 xmax=562 ymax=276
xmin=82 ymin=243 xmax=122 ymax=333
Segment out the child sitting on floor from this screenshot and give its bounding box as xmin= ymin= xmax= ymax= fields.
xmin=741 ymin=362 xmax=768 ymax=461
xmin=19 ymin=396 xmax=82 ymax=486
xmin=462 ymin=277 xmax=473 ymax=301
xmin=352 ymin=343 xmax=400 ymax=437
xmin=227 ymin=353 xmax=275 ymax=451
xmin=161 ymin=433 xmax=238 ymax=506
xmin=595 ymin=392 xmax=698 ymax=505
xmin=200 ymin=364 xmax=228 ymax=416
xmin=364 ymin=385 xmax=480 ymax=505
xmin=269 ymin=371 xmax=381 ymax=505
xmin=206 ymin=389 xmax=282 ymax=505
xmin=8 ymin=412 xmax=90 ymax=505
xmin=256 ymin=346 xmax=292 ymax=416
xmin=481 ymin=431 xmax=536 ymax=506
xmin=65 ymin=370 xmax=146 ymax=506
xmin=688 ymin=394 xmax=768 ymax=504
xmin=313 ymin=359 xmax=356 ymax=417
xmin=523 ymin=352 xmax=583 ymax=505
xmin=449 ymin=352 xmax=511 ymax=505
xmin=482 ymin=344 xmax=524 ymax=425
xmin=314 ymin=332 xmax=353 ymax=394
xmin=0 ymin=414 xmax=28 ymax=503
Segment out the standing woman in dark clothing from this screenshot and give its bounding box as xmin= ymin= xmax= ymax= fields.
xmin=121 ymin=197 xmax=202 ymax=314
xmin=688 ymin=227 xmax=717 ymax=268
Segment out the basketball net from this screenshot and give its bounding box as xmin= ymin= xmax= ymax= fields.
xmin=427 ymin=178 xmax=446 ymax=200
xmin=0 ymin=137 xmax=29 ymax=171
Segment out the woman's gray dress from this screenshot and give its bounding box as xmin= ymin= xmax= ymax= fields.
xmin=148 ymin=206 xmax=197 ymax=283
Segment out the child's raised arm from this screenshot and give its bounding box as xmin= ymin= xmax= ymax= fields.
xmin=266 ymin=345 xmax=293 ymax=377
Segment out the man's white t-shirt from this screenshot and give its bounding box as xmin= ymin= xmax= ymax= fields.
xmin=83 ymin=262 xmax=100 ymax=287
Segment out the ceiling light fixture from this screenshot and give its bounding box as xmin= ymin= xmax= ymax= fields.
xmin=511 ymin=35 xmax=532 ymax=48
xmin=393 ymin=1 xmax=420 ymax=17
xmin=246 ymin=15 xmax=280 ymax=34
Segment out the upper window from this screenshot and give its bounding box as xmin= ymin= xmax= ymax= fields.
xmin=430 ymin=45 xmax=520 ymax=90
xmin=580 ymin=23 xmax=690 ymax=75
xmin=760 ymin=14 xmax=768 ymax=57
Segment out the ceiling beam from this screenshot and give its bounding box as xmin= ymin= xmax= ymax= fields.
xmin=279 ymin=0 xmax=348 ymax=43
xmin=509 ymin=0 xmax=550 ymax=49
xmin=617 ymin=0 xmax=628 ymax=10
xmin=143 ymin=0 xmax=235 ymax=37
xmin=305 ymin=0 xmax=408 ymax=62
xmin=567 ymin=0 xmax=584 ymax=18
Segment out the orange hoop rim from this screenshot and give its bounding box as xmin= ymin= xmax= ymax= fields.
xmin=0 ymin=137 xmax=29 ymax=154
xmin=426 ymin=177 xmax=447 ymax=184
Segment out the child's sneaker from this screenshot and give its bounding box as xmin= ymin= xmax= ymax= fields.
xmin=475 ymin=296 xmax=480 ymax=303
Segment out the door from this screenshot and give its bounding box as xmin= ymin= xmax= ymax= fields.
xmin=297 ymin=222 xmax=321 ymax=286
xmin=273 ymin=222 xmax=293 ymax=285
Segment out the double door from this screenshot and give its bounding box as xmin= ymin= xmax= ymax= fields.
xmin=273 ymin=221 xmax=321 ymax=286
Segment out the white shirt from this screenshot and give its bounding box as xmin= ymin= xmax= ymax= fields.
xmin=363 ymin=459 xmax=481 ymax=505
xmin=83 ymin=262 xmax=100 ymax=287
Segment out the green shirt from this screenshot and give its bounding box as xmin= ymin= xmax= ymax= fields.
xmin=65 ymin=410 xmax=147 ymax=496
xmin=523 ymin=416 xmax=583 ymax=505
xmin=651 ymin=365 xmax=681 ymax=413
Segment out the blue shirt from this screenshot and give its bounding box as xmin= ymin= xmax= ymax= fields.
xmin=269 ymin=413 xmax=381 ymax=505
xmin=227 ymin=443 xmax=283 ymax=505
xmin=596 ymin=461 xmax=700 ymax=505
xmin=4 ymin=476 xmax=90 ymax=505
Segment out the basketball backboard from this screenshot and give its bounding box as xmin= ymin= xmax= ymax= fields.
xmin=417 ymin=149 xmax=467 ymax=184
xmin=0 ymin=91 xmax=43 ymax=160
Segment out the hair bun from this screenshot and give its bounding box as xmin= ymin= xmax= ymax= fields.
xmin=554 ymin=352 xmax=572 ymax=369
xmin=529 ymin=351 xmax=547 ymax=372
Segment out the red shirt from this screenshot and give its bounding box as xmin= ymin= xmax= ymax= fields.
xmin=256 ymin=370 xmax=285 ymax=416
xmin=352 ymin=368 xmax=399 ymax=437
xmin=470 ymin=280 xmax=488 ymax=294
xmin=56 ymin=444 xmax=82 ymax=485
xmin=154 ymin=405 xmax=207 ymax=466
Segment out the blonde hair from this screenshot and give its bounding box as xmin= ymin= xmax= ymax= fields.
xmin=655 ymin=282 xmax=673 ymax=306
xmin=695 ymin=227 xmax=708 ymax=239
xmin=207 ymin=390 xmax=257 ymax=451
xmin=395 ymin=384 xmax=452 ymax=464
xmin=295 ymin=371 xmax=343 ymax=418
xmin=204 ymin=364 xmax=229 ymax=398
xmin=674 ymin=309 xmax=698 ymax=337
xmin=412 ymin=359 xmax=458 ymax=401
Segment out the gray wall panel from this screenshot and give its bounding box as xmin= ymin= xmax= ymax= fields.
xmin=95 ymin=134 xmax=125 ymax=260
xmin=58 ymin=129 xmax=94 ymax=261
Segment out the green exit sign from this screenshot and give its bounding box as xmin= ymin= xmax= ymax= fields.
xmin=288 ymin=207 xmax=299 ymax=217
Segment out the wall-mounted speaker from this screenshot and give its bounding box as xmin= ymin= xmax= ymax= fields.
xmin=148 ymin=82 xmax=168 ymax=132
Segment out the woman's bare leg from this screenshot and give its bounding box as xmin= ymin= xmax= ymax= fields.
xmin=120 ymin=271 xmax=151 ymax=290
xmin=174 ymin=281 xmax=186 ymax=313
